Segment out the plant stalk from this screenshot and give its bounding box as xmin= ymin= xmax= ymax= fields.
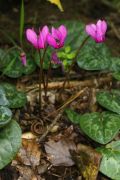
xmin=59 ymin=36 xmax=89 ymax=95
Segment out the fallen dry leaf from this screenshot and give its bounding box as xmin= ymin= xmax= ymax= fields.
xmin=16 ymin=165 xmax=38 ymax=180
xmin=45 ymin=139 xmax=76 ymax=166
xmin=22 ymin=132 xmax=37 ymax=139
xmin=71 ymin=144 xmax=102 ymax=180
xmin=17 ymin=139 xmax=41 ymax=167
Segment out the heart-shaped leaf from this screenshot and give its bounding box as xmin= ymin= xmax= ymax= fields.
xmin=97 ymin=141 xmax=120 ymax=180
xmin=0 ymin=120 xmax=21 ymax=169
xmin=65 ymin=108 xmax=80 ymax=124
xmin=109 ymin=57 xmax=120 ymax=72
xmin=79 ymin=112 xmax=120 ymax=144
xmin=2 ymin=55 xmax=23 ymax=78
xmin=2 ymin=50 xmax=36 ymax=78
xmin=77 ymin=39 xmax=111 ymax=70
xmin=0 ymin=106 xmax=12 ymax=128
xmin=0 ymin=83 xmax=27 ymax=108
xmin=0 ymin=49 xmax=11 ymax=69
xmin=97 ymin=90 xmax=120 ymax=114
xmin=66 ymin=109 xmax=120 ymax=144
xmin=0 ymin=88 xmax=9 ymax=106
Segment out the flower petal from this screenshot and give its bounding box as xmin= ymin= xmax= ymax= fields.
xmin=85 ymin=24 xmax=96 ymax=38
xmin=47 ymin=33 xmax=58 ymax=48
xmin=26 ymin=29 xmax=38 ymax=48
xmin=38 ymin=32 xmax=45 ymax=48
xmin=52 ymin=27 xmax=62 ymax=40
xmin=96 ymin=20 xmax=107 ymax=42
xmin=41 ymin=26 xmax=49 ymax=42
xmin=97 ymin=20 xmax=107 ymax=34
xmin=58 ymin=25 xmax=67 ymax=40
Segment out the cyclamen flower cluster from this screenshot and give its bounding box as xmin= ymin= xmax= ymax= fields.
xmin=24 ymin=25 xmax=67 ymax=65
xmin=26 ymin=25 xmax=67 ymax=49
xmin=22 ymin=20 xmax=107 ymax=66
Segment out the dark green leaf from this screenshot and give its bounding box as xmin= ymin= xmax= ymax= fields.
xmin=77 ymin=39 xmax=111 ymax=70
xmin=0 ymin=88 xmax=9 ymax=106
xmin=22 ymin=56 xmax=36 ymax=75
xmin=2 ymin=50 xmax=36 ymax=78
xmin=0 ymin=120 xmax=21 ymax=169
xmin=0 ymin=83 xmax=27 ymax=108
xmin=66 ymin=109 xmax=120 ymax=144
xmin=97 ymin=90 xmax=120 ymax=114
xmin=65 ymin=108 xmax=81 ymax=124
xmin=79 ymin=112 xmax=120 ymax=144
xmin=109 ymin=57 xmax=120 ymax=72
xmin=0 ymin=106 xmax=12 ymax=128
xmin=0 ymin=49 xmax=11 ymax=69
xmin=97 ymin=141 xmax=120 ymax=180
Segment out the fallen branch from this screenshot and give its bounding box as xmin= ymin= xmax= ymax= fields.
xmin=26 ymin=75 xmax=112 ymax=92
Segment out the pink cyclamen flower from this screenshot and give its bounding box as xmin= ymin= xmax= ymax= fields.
xmin=85 ymin=20 xmax=107 ymax=43
xmin=20 ymin=52 xmax=27 ymax=66
xmin=51 ymin=52 xmax=61 ymax=64
xmin=26 ymin=26 xmax=49 ymax=49
xmin=47 ymin=25 xmax=67 ymax=49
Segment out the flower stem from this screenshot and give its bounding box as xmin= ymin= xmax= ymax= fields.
xmin=44 ymin=61 xmax=52 ymax=98
xmin=59 ymin=36 xmax=89 ymax=95
xmin=38 ymin=50 xmax=42 ymax=114
xmin=38 ymin=47 xmax=48 ymax=115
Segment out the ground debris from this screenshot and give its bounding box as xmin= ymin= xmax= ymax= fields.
xmin=16 ymin=138 xmax=41 ymax=167
xmin=71 ymin=143 xmax=102 ymax=180
xmin=45 ymin=138 xmax=76 ymax=166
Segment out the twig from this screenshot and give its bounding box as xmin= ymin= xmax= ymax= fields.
xmin=46 ymin=87 xmax=88 ymax=118
xmin=25 ymin=75 xmax=112 ymax=92
xmin=39 ymin=87 xmax=88 ymax=142
xmin=39 ymin=110 xmax=63 ymax=143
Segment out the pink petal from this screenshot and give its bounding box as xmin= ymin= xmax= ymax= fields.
xmin=101 ymin=20 xmax=107 ymax=34
xmin=85 ymin=24 xmax=96 ymax=38
xmin=52 ymin=27 xmax=62 ymax=40
xmin=96 ymin=20 xmax=107 ymax=42
xmin=96 ymin=20 xmax=107 ymax=34
xmin=47 ymin=33 xmax=58 ymax=48
xmin=41 ymin=25 xmax=49 ymax=42
xmin=58 ymin=25 xmax=67 ymax=40
xmin=26 ymin=29 xmax=38 ymax=48
xmin=38 ymin=32 xmax=45 ymax=49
